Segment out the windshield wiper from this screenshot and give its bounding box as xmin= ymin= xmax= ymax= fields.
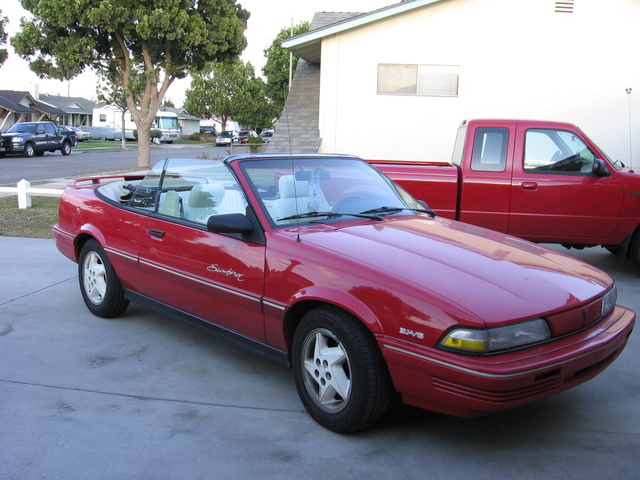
xmin=278 ymin=211 xmax=383 ymax=222
xmin=360 ymin=206 xmax=437 ymax=217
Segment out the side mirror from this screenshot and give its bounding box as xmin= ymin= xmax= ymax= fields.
xmin=207 ymin=213 xmax=255 ymax=235
xmin=593 ymin=158 xmax=611 ymax=177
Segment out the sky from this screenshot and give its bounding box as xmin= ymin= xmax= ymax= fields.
xmin=0 ymin=0 xmax=393 ymax=106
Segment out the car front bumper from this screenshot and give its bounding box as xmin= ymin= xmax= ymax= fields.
xmin=380 ymin=305 xmax=635 ymax=417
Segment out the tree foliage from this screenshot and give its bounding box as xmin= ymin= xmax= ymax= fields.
xmin=0 ymin=10 xmax=8 ymax=66
xmin=11 ymin=0 xmax=248 ymax=168
xmin=262 ymin=21 xmax=309 ymax=119
xmin=184 ymin=61 xmax=263 ymax=132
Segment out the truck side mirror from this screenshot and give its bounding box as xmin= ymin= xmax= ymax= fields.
xmin=593 ymin=158 xmax=611 ymax=177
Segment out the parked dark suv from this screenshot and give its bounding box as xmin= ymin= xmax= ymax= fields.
xmin=0 ymin=121 xmax=75 ymax=157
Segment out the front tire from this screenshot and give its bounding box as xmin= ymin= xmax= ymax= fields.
xmin=292 ymin=306 xmax=391 ymax=433
xmin=78 ymin=240 xmax=129 ymax=318
xmin=23 ymin=142 xmax=35 ymax=158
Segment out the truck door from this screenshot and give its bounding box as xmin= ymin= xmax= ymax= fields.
xmin=457 ymin=124 xmax=514 ymax=233
xmin=509 ymin=124 xmax=624 ymax=244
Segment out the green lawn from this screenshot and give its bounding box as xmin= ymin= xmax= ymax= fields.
xmin=0 ymin=196 xmax=60 ymax=239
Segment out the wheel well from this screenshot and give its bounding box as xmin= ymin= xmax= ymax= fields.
xmin=74 ymin=233 xmax=96 ymax=261
xmin=283 ymin=300 xmax=324 ymax=351
xmin=282 ymin=300 xmax=377 ymax=352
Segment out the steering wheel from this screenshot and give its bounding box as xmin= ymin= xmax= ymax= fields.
xmin=332 ymin=194 xmax=366 ymax=213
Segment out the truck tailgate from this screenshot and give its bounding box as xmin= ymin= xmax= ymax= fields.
xmin=368 ymin=160 xmax=459 ymax=219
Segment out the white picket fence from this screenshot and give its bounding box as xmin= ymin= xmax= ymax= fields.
xmin=0 ymin=179 xmax=63 ymax=208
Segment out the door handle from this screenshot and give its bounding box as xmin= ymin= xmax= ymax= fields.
xmin=148 ymin=229 xmax=165 ymax=238
xmin=521 ymin=182 xmax=538 ymax=190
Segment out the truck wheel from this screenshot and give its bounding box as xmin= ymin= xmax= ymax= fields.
xmin=630 ymin=232 xmax=640 ymax=273
xmin=78 ymin=239 xmax=129 ymax=318
xmin=61 ymin=141 xmax=72 ymax=156
xmin=23 ymin=143 xmax=36 ymax=158
xmin=292 ymin=305 xmax=391 ymax=432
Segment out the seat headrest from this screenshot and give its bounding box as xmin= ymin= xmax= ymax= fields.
xmin=278 ymin=175 xmax=309 ymax=198
xmin=188 ymin=183 xmax=225 ymax=208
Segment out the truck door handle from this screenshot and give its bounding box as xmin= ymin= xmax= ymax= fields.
xmin=521 ymin=182 xmax=538 ymax=190
xmin=148 ymin=229 xmax=165 ymax=238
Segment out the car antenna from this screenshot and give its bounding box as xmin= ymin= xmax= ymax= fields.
xmin=283 ymin=88 xmax=302 ymax=242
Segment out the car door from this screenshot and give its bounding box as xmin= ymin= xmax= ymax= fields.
xmin=135 ymin=159 xmax=267 ymax=341
xmin=509 ymin=124 xmax=624 ymax=243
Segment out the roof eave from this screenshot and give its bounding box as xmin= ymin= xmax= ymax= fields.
xmin=282 ymin=0 xmax=444 ymax=63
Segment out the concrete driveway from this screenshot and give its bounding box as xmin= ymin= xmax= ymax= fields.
xmin=1 ymin=236 xmax=638 ymax=479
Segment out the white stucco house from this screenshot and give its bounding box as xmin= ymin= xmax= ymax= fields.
xmin=278 ymin=0 xmax=640 ymax=166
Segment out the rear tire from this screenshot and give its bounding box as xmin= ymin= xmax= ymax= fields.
xmin=78 ymin=240 xmax=129 ymax=318
xmin=292 ymin=305 xmax=391 ymax=433
xmin=61 ymin=141 xmax=71 ymax=156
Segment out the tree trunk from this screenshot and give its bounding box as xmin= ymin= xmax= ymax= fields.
xmin=120 ymin=110 xmax=127 ymax=149
xmin=136 ymin=125 xmax=152 ymax=169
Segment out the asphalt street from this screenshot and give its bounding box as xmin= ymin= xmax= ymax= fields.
xmin=0 ymin=236 xmax=638 ymax=479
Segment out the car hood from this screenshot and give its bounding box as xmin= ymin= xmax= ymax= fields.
xmin=300 ymin=216 xmax=611 ymax=324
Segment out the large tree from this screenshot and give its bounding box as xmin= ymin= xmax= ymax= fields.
xmin=262 ymin=21 xmax=309 ymax=119
xmin=0 ymin=9 xmax=8 ymax=66
xmin=184 ymin=60 xmax=262 ymax=133
xmin=11 ymin=0 xmax=249 ymax=168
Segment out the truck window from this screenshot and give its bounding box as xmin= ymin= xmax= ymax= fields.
xmin=524 ymin=129 xmax=596 ymax=174
xmin=470 ymin=127 xmax=508 ymax=172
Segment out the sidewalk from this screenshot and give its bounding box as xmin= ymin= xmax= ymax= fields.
xmin=1 ymin=236 xmax=638 ymax=479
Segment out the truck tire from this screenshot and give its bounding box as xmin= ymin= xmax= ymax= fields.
xmin=23 ymin=142 xmax=36 ymax=158
xmin=630 ymin=231 xmax=640 ymax=273
xmin=61 ymin=141 xmax=72 ymax=156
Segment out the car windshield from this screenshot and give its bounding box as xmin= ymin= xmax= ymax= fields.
xmin=221 ymin=131 xmax=234 ymax=138
xmin=239 ymin=156 xmax=427 ymax=227
xmin=7 ymin=123 xmax=36 ymax=133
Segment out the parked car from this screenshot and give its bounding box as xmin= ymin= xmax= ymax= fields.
xmin=199 ymin=126 xmax=216 ymax=135
xmin=238 ymin=130 xmax=257 ymax=144
xmin=65 ymin=126 xmax=91 ymax=141
xmin=0 ymin=121 xmax=74 ymax=157
xmin=261 ymin=130 xmax=273 ymax=143
xmin=84 ymin=126 xmax=122 ymax=141
xmin=52 ymin=154 xmax=635 ymax=433
xmin=215 ymin=131 xmax=235 ymax=146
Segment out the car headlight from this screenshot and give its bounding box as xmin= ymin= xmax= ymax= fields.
xmin=601 ymin=286 xmax=617 ymax=318
xmin=439 ymin=318 xmax=550 ymax=354
xmin=12 ymin=137 xmax=24 ymax=143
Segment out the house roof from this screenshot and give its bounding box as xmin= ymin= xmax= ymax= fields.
xmin=282 ymin=0 xmax=444 ymax=63
xmin=37 ymin=94 xmax=98 ymax=114
xmin=0 ymin=93 xmax=36 ymax=114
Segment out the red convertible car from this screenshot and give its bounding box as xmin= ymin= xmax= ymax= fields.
xmin=53 ymin=154 xmax=635 ymax=432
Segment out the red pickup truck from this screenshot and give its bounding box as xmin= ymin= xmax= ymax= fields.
xmin=371 ymin=119 xmax=640 ymax=272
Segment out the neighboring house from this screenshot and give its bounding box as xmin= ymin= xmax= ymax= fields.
xmin=280 ymin=0 xmax=640 ymax=165
xmin=0 ymin=90 xmax=66 ymax=131
xmin=37 ymin=94 xmax=98 ymax=128
xmin=162 ymin=106 xmax=202 ymax=136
